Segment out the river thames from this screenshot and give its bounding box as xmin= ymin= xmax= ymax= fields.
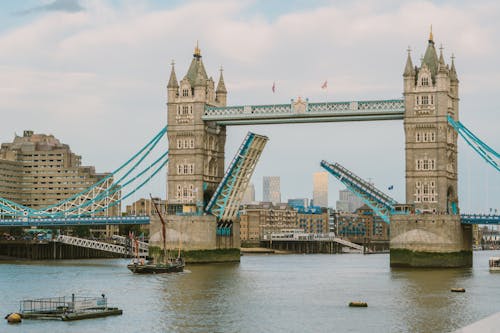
xmin=1 ymin=250 xmax=499 ymax=333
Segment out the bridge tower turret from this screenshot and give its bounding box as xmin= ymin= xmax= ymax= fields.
xmin=166 ymin=44 xmax=227 ymax=214
xmin=391 ymin=29 xmax=472 ymax=267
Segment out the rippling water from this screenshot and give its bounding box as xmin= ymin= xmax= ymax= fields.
xmin=1 ymin=251 xmax=499 ymax=333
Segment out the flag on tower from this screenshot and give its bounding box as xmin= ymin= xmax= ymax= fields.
xmin=321 ymin=80 xmax=328 ymax=89
xmin=272 ymin=81 xmax=276 ymax=93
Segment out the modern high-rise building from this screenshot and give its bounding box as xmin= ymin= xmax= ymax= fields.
xmin=241 ymin=183 xmax=255 ymax=205
xmin=0 ymin=131 xmax=120 ymax=234
xmin=336 ymin=188 xmax=364 ymax=212
xmin=313 ymin=171 xmax=328 ymax=207
xmin=263 ymin=176 xmax=280 ymax=204
xmin=288 ymin=198 xmax=309 ymax=208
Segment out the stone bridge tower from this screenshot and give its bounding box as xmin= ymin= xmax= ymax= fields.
xmin=166 ymin=44 xmax=227 ymax=214
xmin=390 ymin=30 xmax=472 ymax=267
xmin=151 ymin=45 xmax=239 ymax=258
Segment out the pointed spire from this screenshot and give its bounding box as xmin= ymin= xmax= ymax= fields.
xmin=194 ymin=60 xmax=206 ymax=87
xmin=167 ymin=60 xmax=179 ymax=88
xmin=216 ymin=66 xmax=227 ymax=93
xmin=404 ymin=46 xmax=415 ymax=77
xmin=422 ymin=29 xmax=439 ymax=78
xmin=184 ymin=42 xmax=208 ymax=86
xmin=438 ymin=44 xmax=447 ymax=73
xmin=450 ymin=53 xmax=458 ymax=82
xmin=193 ymin=41 xmax=201 ymax=59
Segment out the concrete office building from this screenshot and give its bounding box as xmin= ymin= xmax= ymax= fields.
xmin=0 ymin=130 xmax=119 ymax=235
xmin=312 ymin=172 xmax=328 ymax=207
xmin=263 ymin=176 xmax=281 ymax=204
xmin=336 ymin=188 xmax=364 ymax=212
xmin=241 ymin=182 xmax=255 ymax=205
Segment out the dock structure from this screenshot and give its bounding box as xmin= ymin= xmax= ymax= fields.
xmin=0 ymin=234 xmax=149 ymax=260
xmin=19 ymin=294 xmax=122 ymax=321
xmin=260 ymin=233 xmax=366 ymax=254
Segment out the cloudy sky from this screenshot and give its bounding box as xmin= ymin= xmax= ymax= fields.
xmin=0 ymin=0 xmax=498 ymax=213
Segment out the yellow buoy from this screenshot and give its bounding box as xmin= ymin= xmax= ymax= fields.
xmin=6 ymin=312 xmax=22 ymax=323
xmin=349 ymin=301 xmax=368 ymax=307
xmin=451 ymin=288 xmax=466 ymax=293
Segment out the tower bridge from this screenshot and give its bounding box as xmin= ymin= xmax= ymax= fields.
xmin=1 ymin=30 xmax=498 ymax=267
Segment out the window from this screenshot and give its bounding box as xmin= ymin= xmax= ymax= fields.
xmin=182 ymin=89 xmax=189 ymax=97
xmin=421 ymin=95 xmax=429 ymax=105
xmin=416 ymin=158 xmax=435 ymax=170
xmin=177 ymin=163 xmax=195 ymax=175
xmin=421 ymin=77 xmax=429 ymax=86
xmin=415 ymin=180 xmax=436 ymax=203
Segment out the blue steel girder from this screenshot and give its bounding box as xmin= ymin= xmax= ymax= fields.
xmin=460 ymin=214 xmax=500 ymax=225
xmin=321 ymin=160 xmax=399 ymax=224
xmin=206 ymin=132 xmax=268 ymax=222
xmin=0 ymin=127 xmax=168 ymax=219
xmin=0 ymin=215 xmax=150 ymax=228
xmin=447 ymin=115 xmax=499 ymax=172
xmin=203 ymin=99 xmax=405 ymax=125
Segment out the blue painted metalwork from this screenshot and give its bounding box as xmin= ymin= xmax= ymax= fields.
xmin=321 ymin=160 xmax=400 ymax=224
xmin=0 ymin=127 xmax=168 ymax=219
xmin=460 ymin=214 xmax=500 ymax=225
xmin=203 ymin=99 xmax=405 ymax=125
xmin=206 ymin=132 xmax=268 ymax=221
xmin=321 ymin=161 xmax=497 ymax=225
xmin=0 ymin=215 xmax=150 ymax=227
xmin=447 ymin=115 xmax=499 ymax=172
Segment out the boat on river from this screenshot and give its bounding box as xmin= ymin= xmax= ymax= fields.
xmin=127 ymin=257 xmax=184 ymax=274
xmin=489 ymin=257 xmax=500 ymax=272
xmin=127 ymin=195 xmax=184 ymax=274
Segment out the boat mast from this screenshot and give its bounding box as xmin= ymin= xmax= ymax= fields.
xmin=178 ymin=223 xmax=181 ymax=259
xmin=150 ymin=194 xmax=167 ymax=261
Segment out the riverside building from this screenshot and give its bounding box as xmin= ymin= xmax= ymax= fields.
xmin=239 ymin=202 xmax=329 ymax=243
xmin=0 ymin=130 xmax=119 ymax=235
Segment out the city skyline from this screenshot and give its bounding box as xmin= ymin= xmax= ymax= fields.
xmin=0 ymin=0 xmax=498 ymax=211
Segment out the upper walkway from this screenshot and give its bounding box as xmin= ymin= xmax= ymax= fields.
xmin=203 ymin=99 xmax=405 ymax=125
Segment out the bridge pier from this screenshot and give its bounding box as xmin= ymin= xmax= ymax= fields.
xmin=148 ymin=215 xmax=241 ymax=263
xmin=390 ymin=214 xmax=472 ymax=267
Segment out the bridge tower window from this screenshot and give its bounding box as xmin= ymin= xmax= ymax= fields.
xmin=421 ymin=95 xmax=429 ymax=105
